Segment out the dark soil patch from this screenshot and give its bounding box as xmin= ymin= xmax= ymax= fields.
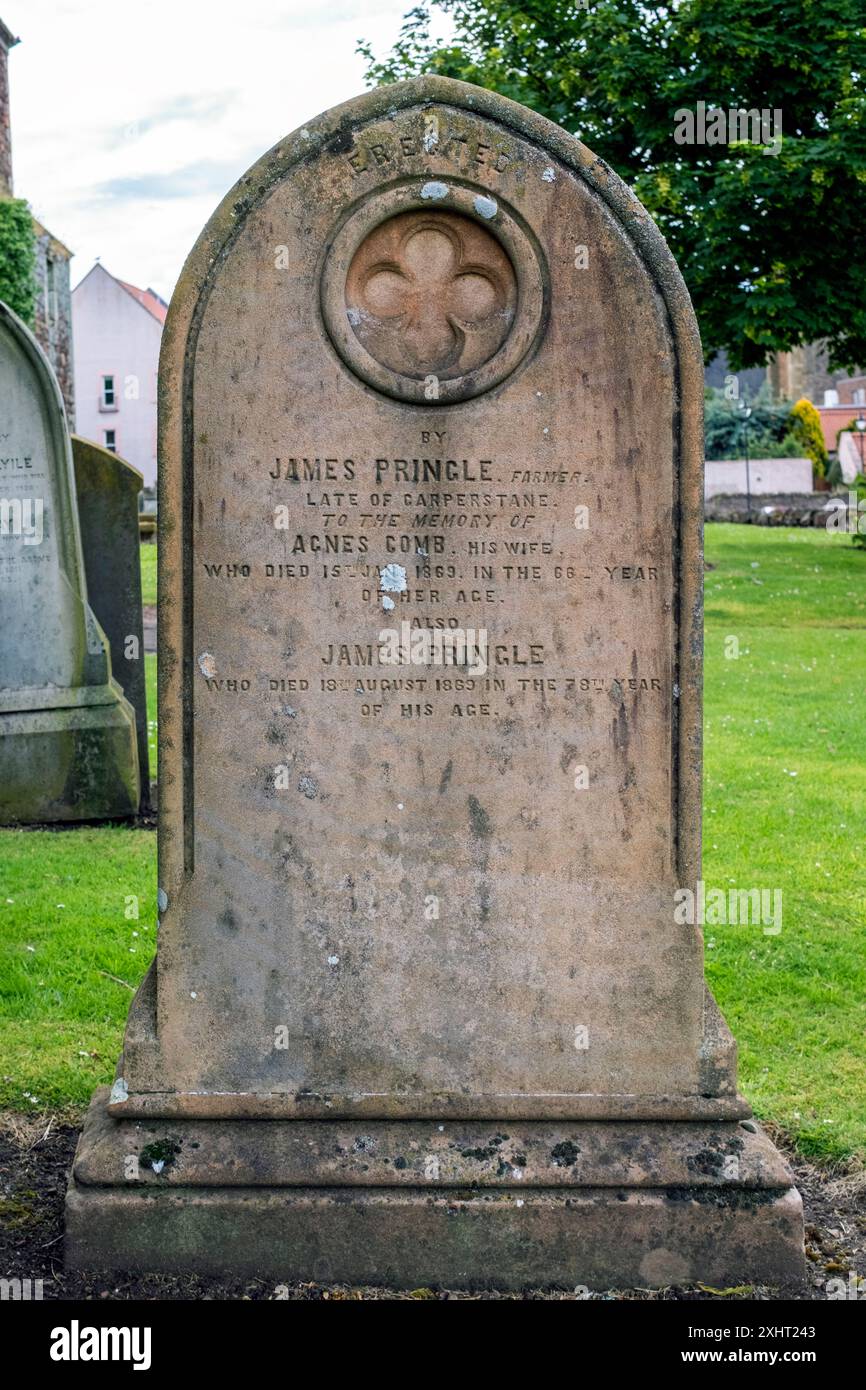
xmin=5 ymin=808 xmax=156 ymax=832
xmin=1 ymin=1115 xmax=862 ymax=1301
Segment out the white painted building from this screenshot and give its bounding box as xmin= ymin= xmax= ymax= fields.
xmin=72 ymin=263 xmax=167 ymax=487
xmin=704 ymin=457 xmax=813 ymax=499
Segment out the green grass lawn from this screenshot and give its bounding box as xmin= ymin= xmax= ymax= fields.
xmin=145 ymin=652 xmax=157 ymax=769
xmin=0 ymin=827 xmax=156 ymax=1111
xmin=139 ymin=542 xmax=157 ymax=605
xmin=0 ymin=528 xmax=863 ymax=1162
xmin=703 ymin=526 xmax=865 ymax=1162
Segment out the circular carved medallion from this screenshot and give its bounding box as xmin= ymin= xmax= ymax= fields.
xmin=320 ymin=182 xmax=546 ymax=405
xmin=346 ymin=211 xmax=517 ymax=381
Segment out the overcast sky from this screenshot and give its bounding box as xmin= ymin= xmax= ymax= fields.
xmin=4 ymin=0 xmax=436 ymax=301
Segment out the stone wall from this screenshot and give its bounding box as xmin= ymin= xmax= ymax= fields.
xmin=33 ymin=226 xmax=75 ymax=422
xmin=0 ymin=20 xmax=15 ymax=196
xmin=705 ymin=491 xmax=850 ymax=526
xmin=768 ymin=343 xmax=865 ymax=407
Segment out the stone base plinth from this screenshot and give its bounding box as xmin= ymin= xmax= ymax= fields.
xmin=0 ymin=693 xmax=139 ymax=824
xmin=65 ymin=1089 xmax=805 ymax=1290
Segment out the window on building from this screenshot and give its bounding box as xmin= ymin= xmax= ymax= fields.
xmin=104 ymin=429 xmax=117 ymax=453
xmin=854 ymin=388 xmax=866 ymax=406
xmin=101 ymin=375 xmax=117 ymax=410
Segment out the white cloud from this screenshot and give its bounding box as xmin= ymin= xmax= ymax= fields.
xmin=3 ymin=0 xmax=418 ymax=300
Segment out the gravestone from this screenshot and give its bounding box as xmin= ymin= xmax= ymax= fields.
xmin=0 ymin=300 xmax=140 ymax=824
xmin=838 ymin=430 xmax=864 ymax=484
xmin=67 ymin=77 xmax=804 ymax=1288
xmin=72 ymin=435 xmax=150 ymax=811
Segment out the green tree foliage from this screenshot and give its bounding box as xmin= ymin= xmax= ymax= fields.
xmin=0 ymin=199 xmax=36 ymax=326
xmin=704 ymin=387 xmax=802 ymax=459
xmin=789 ymin=396 xmax=830 ymax=476
xmin=360 ymin=1 xmax=866 ymax=370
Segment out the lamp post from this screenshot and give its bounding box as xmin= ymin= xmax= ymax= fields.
xmin=856 ymin=412 xmax=866 ymax=476
xmin=739 ymin=403 xmax=753 ymax=519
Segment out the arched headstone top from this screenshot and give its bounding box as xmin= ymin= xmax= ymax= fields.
xmin=0 ymin=298 xmax=87 ymax=611
xmin=163 ymin=75 xmax=702 ymax=382
xmin=71 ymin=433 xmax=144 ymax=493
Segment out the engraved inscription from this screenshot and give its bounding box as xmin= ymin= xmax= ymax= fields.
xmin=196 ymin=440 xmax=669 ymax=726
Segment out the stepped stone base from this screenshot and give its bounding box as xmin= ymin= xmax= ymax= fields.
xmin=0 ymin=691 xmax=139 ymax=823
xmin=65 ymin=1089 xmax=805 ymax=1290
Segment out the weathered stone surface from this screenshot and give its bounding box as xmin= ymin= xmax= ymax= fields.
xmin=67 ymin=76 xmax=803 ymax=1286
xmin=74 ymin=1088 xmax=791 ymax=1190
xmin=703 ymin=491 xmax=849 ymax=527
xmin=67 ymin=1179 xmax=804 ymax=1291
xmin=0 ymin=299 xmax=139 ymax=823
xmin=72 ymin=435 xmax=150 ymax=810
xmin=123 ymin=74 xmax=711 ymax=1115
xmin=66 ymin=1183 xmax=804 ymax=1291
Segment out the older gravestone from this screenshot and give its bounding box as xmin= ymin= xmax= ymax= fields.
xmin=0 ymin=300 xmax=139 ymax=824
xmin=72 ymin=435 xmax=150 ymax=812
xmin=67 ymin=77 xmax=804 ymax=1288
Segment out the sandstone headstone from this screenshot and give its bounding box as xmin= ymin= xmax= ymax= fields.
xmin=0 ymin=300 xmax=139 ymax=824
xmin=72 ymin=435 xmax=150 ymax=811
xmin=67 ymin=77 xmax=803 ymax=1288
xmin=838 ymin=430 xmax=864 ymax=484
